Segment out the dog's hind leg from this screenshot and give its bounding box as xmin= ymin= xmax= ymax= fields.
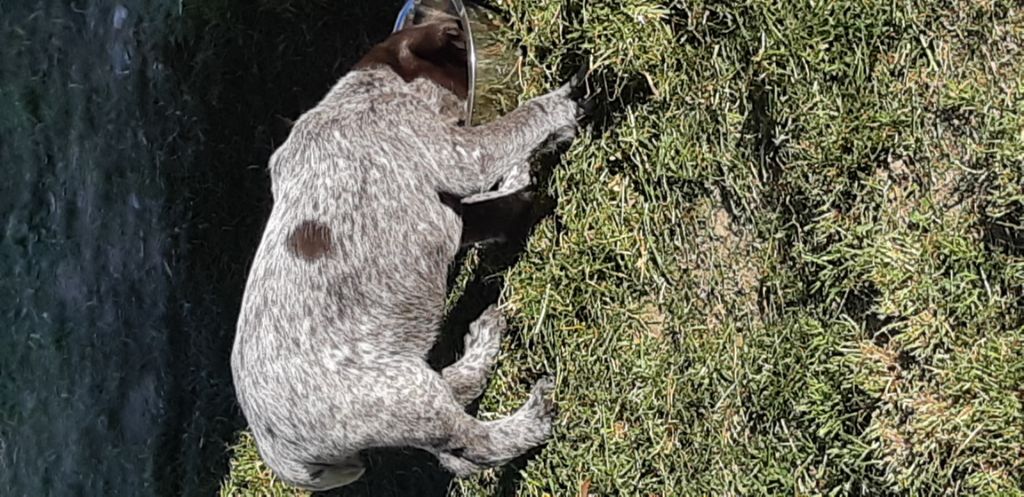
xmin=438 ymin=376 xmax=557 ymax=474
xmin=366 ymin=362 xmax=556 ymax=477
xmin=442 ymin=305 xmax=505 ymax=405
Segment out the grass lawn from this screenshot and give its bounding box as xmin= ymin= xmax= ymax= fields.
xmin=220 ymin=0 xmax=1023 ymax=496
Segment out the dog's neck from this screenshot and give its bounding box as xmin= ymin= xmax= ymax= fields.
xmin=328 ymin=65 xmax=465 ymax=125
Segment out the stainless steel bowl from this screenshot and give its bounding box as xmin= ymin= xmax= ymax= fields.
xmin=393 ymin=0 xmax=512 ymax=126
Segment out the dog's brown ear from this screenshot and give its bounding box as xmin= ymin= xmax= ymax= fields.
xmin=404 ymin=20 xmax=467 ymax=58
xmin=354 ymin=21 xmax=469 ymax=99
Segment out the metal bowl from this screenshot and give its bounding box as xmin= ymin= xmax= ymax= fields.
xmin=393 ymin=0 xmax=513 ymax=126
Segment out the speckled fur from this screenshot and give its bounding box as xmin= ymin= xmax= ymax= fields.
xmin=230 ymin=49 xmax=581 ymax=490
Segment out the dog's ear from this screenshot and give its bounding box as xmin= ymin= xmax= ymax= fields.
xmin=354 ymin=21 xmax=469 ymax=99
xmin=405 ymin=20 xmax=467 ymax=59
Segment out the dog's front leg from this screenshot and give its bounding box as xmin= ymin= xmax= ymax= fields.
xmin=437 ymin=75 xmax=588 ymax=197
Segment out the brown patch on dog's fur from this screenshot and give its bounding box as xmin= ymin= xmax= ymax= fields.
xmin=353 ymin=21 xmax=469 ymax=99
xmin=288 ymin=220 xmax=333 ymax=261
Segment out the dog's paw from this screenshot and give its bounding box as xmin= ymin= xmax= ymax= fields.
xmin=555 ymin=64 xmax=590 ymax=99
xmin=576 ymin=89 xmax=601 ymax=119
xmin=524 ymin=376 xmax=557 ymax=439
xmin=465 ymin=305 xmax=505 ymax=357
xmin=536 ymin=88 xmax=585 ymax=147
xmin=553 ymin=64 xmax=600 ymax=121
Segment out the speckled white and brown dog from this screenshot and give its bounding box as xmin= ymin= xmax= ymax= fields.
xmin=231 ymin=20 xmax=587 ymax=491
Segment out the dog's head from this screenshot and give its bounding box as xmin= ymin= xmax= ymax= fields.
xmin=354 ymin=20 xmax=469 ymax=100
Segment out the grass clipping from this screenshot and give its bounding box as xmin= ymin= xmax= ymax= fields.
xmin=222 ymin=1 xmax=1024 ymax=496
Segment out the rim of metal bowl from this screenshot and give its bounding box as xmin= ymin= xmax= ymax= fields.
xmin=393 ymin=0 xmax=477 ymax=127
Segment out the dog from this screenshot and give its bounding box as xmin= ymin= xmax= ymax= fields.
xmin=231 ymin=19 xmax=586 ymax=491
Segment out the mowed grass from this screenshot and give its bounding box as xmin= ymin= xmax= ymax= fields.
xmin=220 ymin=1 xmax=1024 ymax=496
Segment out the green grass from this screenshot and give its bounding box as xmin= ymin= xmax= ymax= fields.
xmin=220 ymin=1 xmax=1024 ymax=495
